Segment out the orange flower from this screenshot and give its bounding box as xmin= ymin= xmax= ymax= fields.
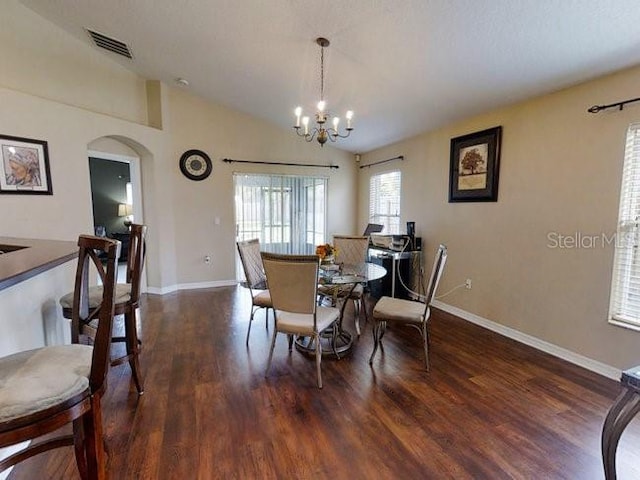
xmin=315 ymin=243 xmax=336 ymax=259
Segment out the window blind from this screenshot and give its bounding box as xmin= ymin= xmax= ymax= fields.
xmin=609 ymin=123 xmax=640 ymax=330
xmin=234 ymin=173 xmax=327 ymax=254
xmin=369 ymin=171 xmax=401 ymax=234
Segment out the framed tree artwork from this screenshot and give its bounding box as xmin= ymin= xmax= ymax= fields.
xmin=449 ymin=126 xmax=502 ymax=202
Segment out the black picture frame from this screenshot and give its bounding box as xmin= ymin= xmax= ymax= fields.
xmin=449 ymin=126 xmax=502 ymax=202
xmin=0 ymin=134 xmax=53 ymax=195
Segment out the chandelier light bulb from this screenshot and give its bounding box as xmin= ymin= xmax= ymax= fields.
xmin=332 ymin=117 xmax=339 ymax=129
xmin=302 ymin=116 xmax=310 ymax=135
xmin=317 ymin=100 xmax=326 ymax=112
xmin=294 ymin=106 xmax=302 ymax=127
xmin=346 ymin=110 xmax=354 ymax=129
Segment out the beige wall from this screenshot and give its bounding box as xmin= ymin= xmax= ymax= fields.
xmin=0 ymin=2 xmax=357 ymax=294
xmin=167 ymin=88 xmax=356 ymax=285
xmin=0 ymin=1 xmax=148 ymax=125
xmin=358 ymin=65 xmax=640 ymax=370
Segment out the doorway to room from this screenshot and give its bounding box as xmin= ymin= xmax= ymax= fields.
xmin=88 ymin=156 xmax=132 ymax=247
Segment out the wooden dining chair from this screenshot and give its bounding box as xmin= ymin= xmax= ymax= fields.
xmin=237 ymin=238 xmax=273 ymax=345
xmin=261 ymin=252 xmax=340 ymax=389
xmin=60 ymin=223 xmax=147 ymax=394
xmin=0 ymin=235 xmax=120 ymax=479
xmin=369 ymin=244 xmax=447 ymax=370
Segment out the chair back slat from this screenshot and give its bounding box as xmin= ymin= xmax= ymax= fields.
xmin=422 ymin=244 xmax=448 ymax=316
xmin=71 ymin=235 xmax=120 ymax=393
xmin=333 ymin=235 xmax=369 ymax=265
xmin=261 ymin=253 xmax=319 ymax=315
xmin=237 ymin=239 xmax=267 ymax=289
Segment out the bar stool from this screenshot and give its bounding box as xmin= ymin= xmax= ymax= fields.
xmin=602 ymin=365 xmax=640 ymax=479
xmin=0 ymin=235 xmax=120 ymax=478
xmin=59 ymin=224 xmax=147 ymax=395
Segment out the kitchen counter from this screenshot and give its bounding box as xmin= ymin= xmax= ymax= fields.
xmin=0 ymin=237 xmax=78 ymax=292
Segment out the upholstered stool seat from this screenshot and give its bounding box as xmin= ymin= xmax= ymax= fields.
xmin=0 ymin=345 xmax=93 ymax=424
xmin=59 ymin=284 xmax=132 ymax=310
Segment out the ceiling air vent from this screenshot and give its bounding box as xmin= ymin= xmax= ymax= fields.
xmin=86 ymin=29 xmax=133 ymax=59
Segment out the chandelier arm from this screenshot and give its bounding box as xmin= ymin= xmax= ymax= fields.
xmin=294 ymin=126 xmax=318 ymax=142
xmin=328 ymin=128 xmax=353 ymax=141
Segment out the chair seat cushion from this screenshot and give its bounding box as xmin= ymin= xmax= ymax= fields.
xmin=252 ymin=289 xmax=272 ymax=308
xmin=373 ymin=296 xmax=426 ymax=324
xmin=275 ymin=306 xmax=340 ymax=335
xmin=59 ymin=283 xmax=132 ymax=309
xmin=0 ymin=345 xmax=93 ymax=424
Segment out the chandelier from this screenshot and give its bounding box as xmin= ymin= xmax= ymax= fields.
xmin=293 ymin=37 xmax=354 ymax=146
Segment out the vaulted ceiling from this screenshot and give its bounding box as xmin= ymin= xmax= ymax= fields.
xmin=20 ymin=0 xmax=640 ymax=153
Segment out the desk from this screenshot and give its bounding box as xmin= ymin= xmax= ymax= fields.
xmin=602 ymin=366 xmax=640 ymax=479
xmin=295 ymin=262 xmax=387 ymax=358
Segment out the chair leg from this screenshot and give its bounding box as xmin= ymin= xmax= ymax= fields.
xmin=73 ymin=418 xmax=88 ymax=479
xmin=315 ymin=333 xmax=323 ymax=389
xmin=353 ymin=299 xmax=361 ymax=337
xmin=265 ymin=330 xmax=278 ymax=377
xmin=246 ymin=306 xmax=256 ymax=345
xmin=83 ymin=395 xmax=107 ymax=480
xmin=369 ymin=321 xmax=381 ymax=364
xmin=124 ymin=310 xmax=144 ymax=395
xmin=422 ymin=325 xmax=430 ymax=371
xmin=602 ymin=389 xmax=640 ymax=480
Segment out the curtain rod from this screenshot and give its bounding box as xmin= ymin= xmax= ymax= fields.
xmin=359 ymin=155 xmax=404 ymax=169
xmin=223 ymin=158 xmax=338 ymax=169
xmin=588 ymin=96 xmax=640 ymax=113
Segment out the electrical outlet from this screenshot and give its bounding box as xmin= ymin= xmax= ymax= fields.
xmin=465 ymin=278 xmax=472 ymax=289
xmin=204 ymin=255 xmax=211 ymax=264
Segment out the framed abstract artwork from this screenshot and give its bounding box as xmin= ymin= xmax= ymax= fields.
xmin=449 ymin=126 xmax=502 ymax=202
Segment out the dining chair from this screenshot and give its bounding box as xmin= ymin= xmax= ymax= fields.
xmin=319 ymin=235 xmax=370 ymax=336
xmin=237 ymin=238 xmax=273 ymax=345
xmin=60 ymin=223 xmax=147 ymax=395
xmin=261 ymin=252 xmax=340 ymax=389
xmin=369 ymin=244 xmax=447 ymax=370
xmin=0 ymin=235 xmax=120 ymax=479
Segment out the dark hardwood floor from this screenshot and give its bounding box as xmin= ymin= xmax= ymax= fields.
xmin=8 ymin=286 xmax=640 ymax=479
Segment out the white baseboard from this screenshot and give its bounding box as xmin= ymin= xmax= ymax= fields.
xmin=432 ymin=300 xmax=621 ymax=381
xmin=146 ymin=280 xmax=238 ymax=295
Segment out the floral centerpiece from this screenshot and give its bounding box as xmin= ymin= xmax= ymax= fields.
xmin=316 ymin=243 xmax=337 ymax=263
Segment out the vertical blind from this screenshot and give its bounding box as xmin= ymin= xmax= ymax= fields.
xmin=234 ymin=173 xmax=327 ymax=257
xmin=609 ymin=123 xmax=640 ymax=330
xmin=369 ymin=171 xmax=401 ymax=234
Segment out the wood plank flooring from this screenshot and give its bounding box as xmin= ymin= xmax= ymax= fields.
xmin=8 ymin=286 xmax=640 ymax=479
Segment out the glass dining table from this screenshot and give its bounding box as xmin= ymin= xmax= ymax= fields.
xmin=294 ymin=261 xmax=387 ymax=358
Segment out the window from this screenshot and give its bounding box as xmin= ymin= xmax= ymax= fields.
xmin=609 ymin=123 xmax=640 ymax=330
xmin=234 ymin=173 xmax=327 ymax=256
xmin=369 ymin=171 xmax=401 ymax=234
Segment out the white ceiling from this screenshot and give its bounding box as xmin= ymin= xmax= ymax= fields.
xmin=19 ymin=0 xmax=640 ymax=153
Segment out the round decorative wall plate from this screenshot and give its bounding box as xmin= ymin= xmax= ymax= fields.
xmin=179 ymin=149 xmax=212 ymax=181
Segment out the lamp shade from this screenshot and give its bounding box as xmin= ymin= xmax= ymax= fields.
xmin=118 ymin=203 xmax=133 ymax=217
